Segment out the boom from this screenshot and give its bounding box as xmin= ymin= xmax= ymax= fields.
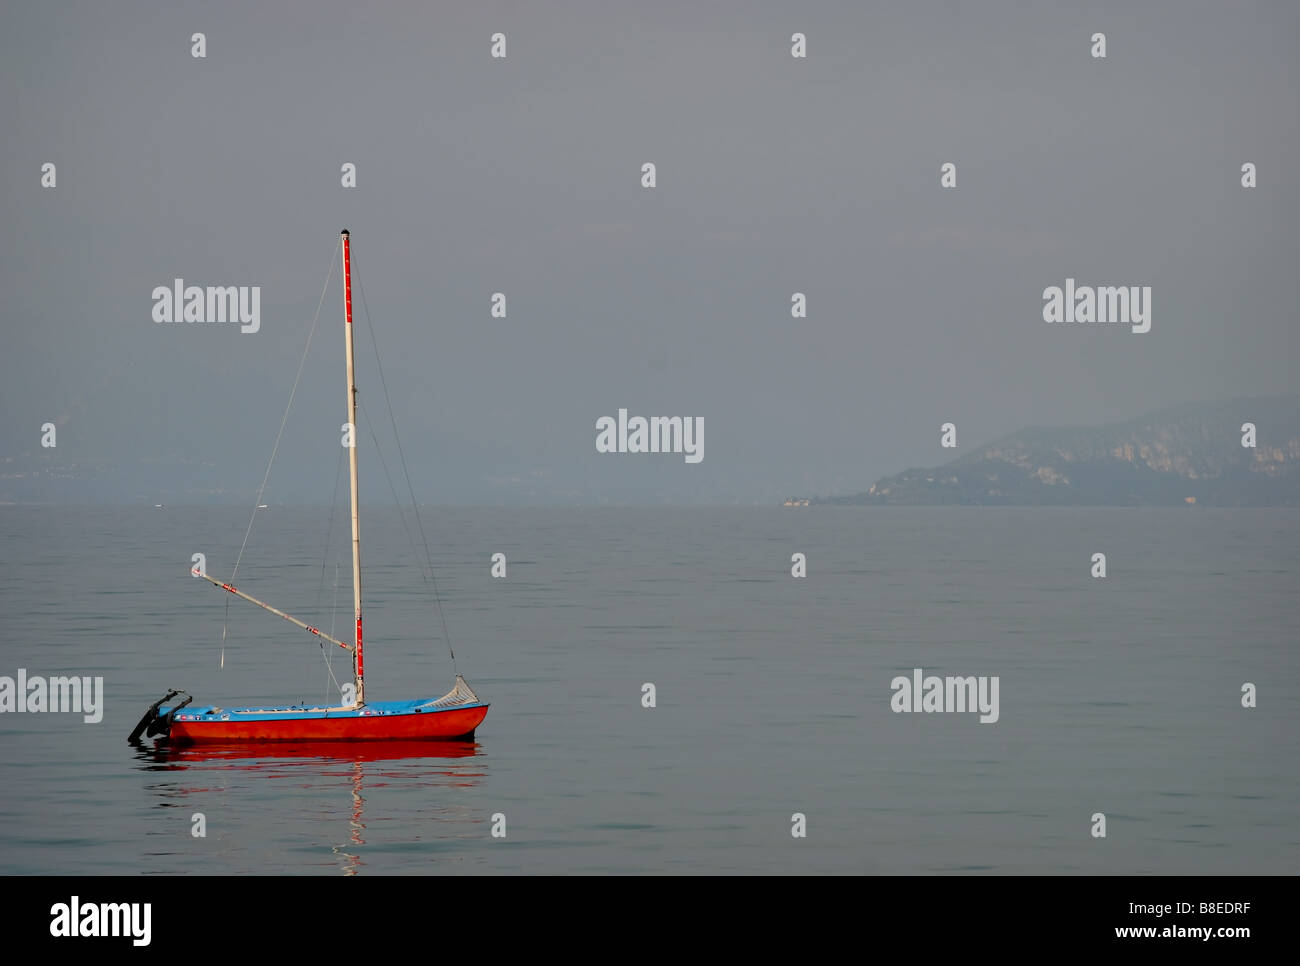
xmin=196 ymin=571 xmax=352 ymax=652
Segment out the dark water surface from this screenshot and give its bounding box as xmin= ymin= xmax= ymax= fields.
xmin=0 ymin=506 xmax=1295 ymax=874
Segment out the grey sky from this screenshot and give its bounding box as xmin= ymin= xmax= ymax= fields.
xmin=2 ymin=1 xmax=1296 ymax=504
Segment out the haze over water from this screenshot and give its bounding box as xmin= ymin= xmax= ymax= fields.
xmin=1 ymin=505 xmax=1295 ymax=874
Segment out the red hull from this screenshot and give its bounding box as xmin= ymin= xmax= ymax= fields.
xmin=168 ymin=705 xmax=488 ymax=743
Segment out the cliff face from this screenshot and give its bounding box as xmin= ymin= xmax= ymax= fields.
xmin=826 ymin=396 xmax=1300 ymax=506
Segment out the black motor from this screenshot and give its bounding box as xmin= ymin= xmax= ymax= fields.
xmin=127 ymin=689 xmax=190 ymax=743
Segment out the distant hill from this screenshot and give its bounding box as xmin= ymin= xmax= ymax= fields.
xmin=815 ymin=396 xmax=1300 ymax=507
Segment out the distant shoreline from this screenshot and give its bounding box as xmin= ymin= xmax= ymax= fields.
xmin=785 ymin=395 xmax=1300 ymax=509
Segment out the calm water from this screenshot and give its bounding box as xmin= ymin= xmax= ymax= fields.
xmin=0 ymin=506 xmax=1296 ymax=874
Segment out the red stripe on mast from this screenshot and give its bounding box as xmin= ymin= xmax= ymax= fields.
xmin=342 ymin=233 xmax=354 ymax=326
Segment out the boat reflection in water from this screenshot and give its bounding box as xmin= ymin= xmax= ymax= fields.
xmin=132 ymin=740 xmax=486 ymax=875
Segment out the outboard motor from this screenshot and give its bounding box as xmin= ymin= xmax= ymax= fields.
xmin=127 ymin=689 xmax=187 ymax=743
xmin=146 ymin=695 xmax=193 ymax=738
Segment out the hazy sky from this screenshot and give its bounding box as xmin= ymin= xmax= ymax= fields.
xmin=2 ymin=1 xmax=1296 ymax=504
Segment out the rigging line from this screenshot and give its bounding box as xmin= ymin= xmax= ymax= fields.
xmin=220 ymin=239 xmax=340 ymax=666
xmin=313 ymin=443 xmax=346 ymax=621
xmin=355 ymin=397 xmax=459 ymax=671
xmin=359 ymin=398 xmax=422 ymax=585
xmin=356 ymin=394 xmax=455 ymax=663
xmin=312 ymin=444 xmax=346 ymax=694
xmin=324 ymin=560 xmax=343 ymax=700
xmin=350 ymin=251 xmax=457 ymax=670
xmin=232 ymin=239 xmax=340 ymax=581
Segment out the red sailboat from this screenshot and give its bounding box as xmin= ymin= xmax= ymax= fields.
xmin=130 ymin=231 xmax=488 ymax=744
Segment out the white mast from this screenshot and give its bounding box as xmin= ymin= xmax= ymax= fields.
xmin=341 ymin=230 xmax=365 ymax=706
